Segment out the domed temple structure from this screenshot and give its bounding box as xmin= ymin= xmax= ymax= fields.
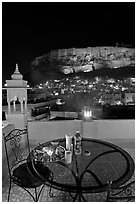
xmin=4 ymin=64 xmax=30 ymax=128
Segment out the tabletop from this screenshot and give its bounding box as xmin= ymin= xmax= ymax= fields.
xmin=27 ymin=138 xmax=134 ymax=195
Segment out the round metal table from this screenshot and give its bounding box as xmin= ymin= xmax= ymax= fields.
xmin=27 ymin=138 xmax=134 ymax=201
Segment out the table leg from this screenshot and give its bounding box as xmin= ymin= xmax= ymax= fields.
xmin=72 ymin=192 xmax=79 ymax=201
xmin=69 ymin=190 xmax=88 ymax=202
xmin=81 ymin=192 xmax=87 ymax=201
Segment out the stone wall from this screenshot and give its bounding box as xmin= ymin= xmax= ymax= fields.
xmin=51 ymin=47 xmax=135 ymax=58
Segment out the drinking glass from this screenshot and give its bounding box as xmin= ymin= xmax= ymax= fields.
xmin=65 ymin=150 xmax=72 ymax=164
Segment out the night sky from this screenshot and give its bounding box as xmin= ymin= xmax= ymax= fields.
xmin=2 ymin=2 xmax=135 ymax=83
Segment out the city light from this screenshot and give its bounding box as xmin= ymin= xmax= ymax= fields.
xmin=25 ymin=75 xmax=134 ymax=107
xmin=84 ymin=110 xmax=92 ymax=118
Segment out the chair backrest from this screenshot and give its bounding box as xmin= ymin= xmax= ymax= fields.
xmin=3 ymin=127 xmax=30 ymax=178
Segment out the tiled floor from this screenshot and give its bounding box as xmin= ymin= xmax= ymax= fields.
xmin=2 ymin=181 xmax=110 ymax=202
xmin=2 ymin=145 xmax=135 ymax=202
xmin=3 ymin=181 xmax=115 ymax=202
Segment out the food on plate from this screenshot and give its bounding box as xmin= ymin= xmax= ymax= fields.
xmin=33 ymin=145 xmax=65 ymax=162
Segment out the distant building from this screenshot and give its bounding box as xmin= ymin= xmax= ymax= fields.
xmin=113 ymin=93 xmax=122 ymax=105
xmin=99 ymin=93 xmax=122 ymax=105
xmin=124 ymin=92 xmax=135 ymax=105
xmin=130 ymin=78 xmax=135 ymax=86
xmin=99 ymin=93 xmax=110 ymax=105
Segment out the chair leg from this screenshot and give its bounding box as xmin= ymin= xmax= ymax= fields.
xmin=35 ymin=187 xmax=38 ymax=202
xmin=106 ymin=180 xmax=135 ymax=202
xmin=49 ymin=186 xmax=54 ymax=197
xmin=36 ymin=184 xmax=45 ymax=201
xmin=7 ymin=180 xmax=44 ymax=202
xmin=7 ymin=179 xmax=12 ymax=202
xmin=48 ymin=174 xmax=54 ymax=197
xmin=106 ymin=180 xmax=112 ymax=201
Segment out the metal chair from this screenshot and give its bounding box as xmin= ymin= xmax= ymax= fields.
xmin=106 ymin=180 xmax=135 ymax=202
xmin=3 ymin=127 xmax=53 ymax=202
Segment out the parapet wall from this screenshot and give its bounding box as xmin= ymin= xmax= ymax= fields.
xmin=28 ymin=119 xmax=135 ymax=147
xmin=28 ymin=120 xmax=83 ymax=145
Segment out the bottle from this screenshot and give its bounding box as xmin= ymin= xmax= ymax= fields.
xmin=65 ymin=134 xmax=72 ymax=150
xmin=74 ymin=130 xmax=82 ymax=155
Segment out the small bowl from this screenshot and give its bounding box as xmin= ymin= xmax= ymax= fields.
xmin=51 ymin=141 xmax=59 ymax=146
